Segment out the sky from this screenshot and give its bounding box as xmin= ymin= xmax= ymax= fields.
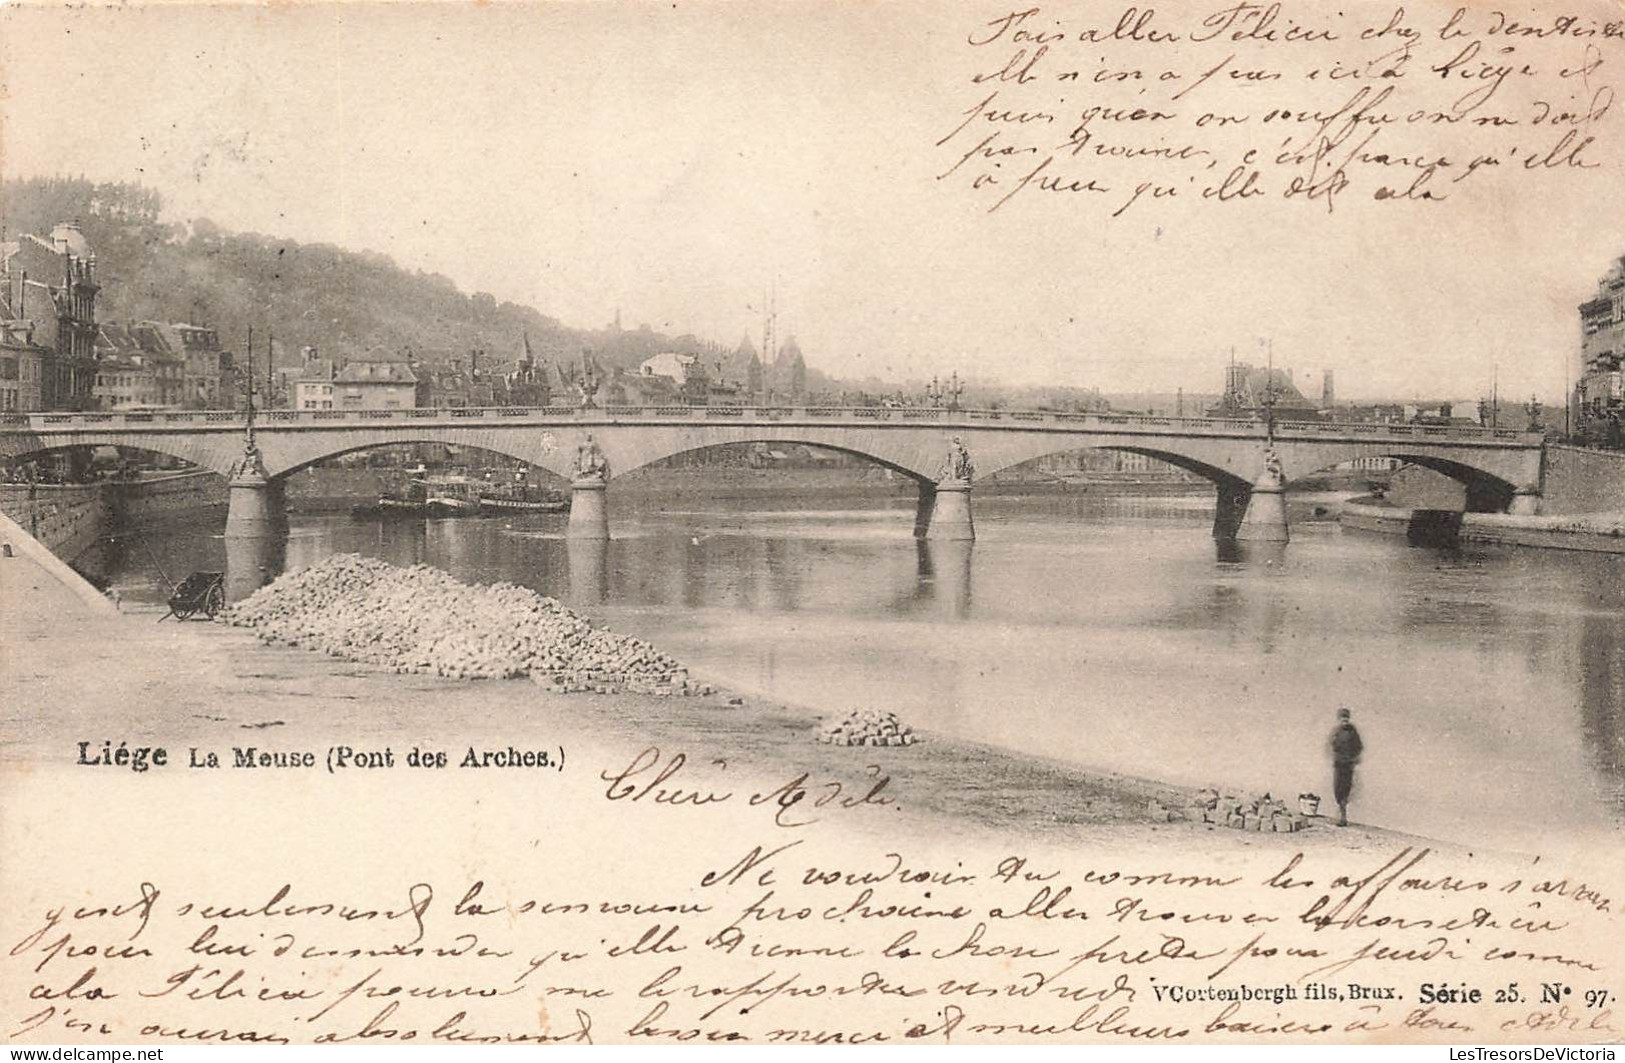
xmin=2 ymin=0 xmax=1622 ymax=403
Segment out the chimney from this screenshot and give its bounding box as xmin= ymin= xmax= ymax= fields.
xmin=1322 ymin=369 xmax=1335 ymax=408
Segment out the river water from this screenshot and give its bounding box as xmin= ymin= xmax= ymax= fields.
xmin=86 ymin=489 xmax=1625 ymax=850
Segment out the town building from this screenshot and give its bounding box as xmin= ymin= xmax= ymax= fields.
xmin=294 ymin=347 xmax=340 ymax=410
xmin=426 ymin=348 xmax=501 ymax=408
xmin=0 ymin=223 xmax=101 ymax=410
xmin=1576 ymin=255 xmax=1625 ymax=446
xmin=170 ymin=324 xmax=226 ymax=408
xmin=638 ymin=351 xmax=710 ymax=404
xmin=1207 ymin=362 xmax=1321 ymax=421
xmin=109 ymin=321 xmax=227 ymax=409
xmin=616 ymin=367 xmax=683 ymax=406
xmin=639 ymin=351 xmax=697 ymax=385
xmin=0 ymin=321 xmax=48 ymax=413
xmin=505 ymin=335 xmax=552 ymax=407
xmin=768 ymin=336 xmax=807 ymax=402
xmin=333 ymin=358 xmax=425 ymax=410
xmin=91 ymin=324 xmax=186 ymax=409
xmin=724 ymin=335 xmax=764 ymax=400
xmin=1022 ymin=448 xmax=1204 ymax=483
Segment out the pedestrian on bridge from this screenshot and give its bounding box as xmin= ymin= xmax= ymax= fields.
xmin=1329 ymin=707 xmax=1364 ymax=827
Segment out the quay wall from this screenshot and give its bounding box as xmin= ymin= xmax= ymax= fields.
xmin=1379 ymin=465 xmax=1469 ymax=510
xmin=1378 ymin=444 xmax=1625 ymax=515
xmin=1341 ymin=498 xmax=1625 ymax=554
xmin=0 ymin=483 xmax=107 ymax=561
xmin=0 ymin=509 xmax=118 ymax=614
xmin=0 ymin=471 xmax=224 ymax=562
xmin=109 ymin=470 xmax=226 ymax=525
xmin=1539 ymin=445 xmax=1625 ymax=515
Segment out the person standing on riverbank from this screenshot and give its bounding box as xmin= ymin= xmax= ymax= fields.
xmin=1329 ymin=707 xmax=1364 ymax=827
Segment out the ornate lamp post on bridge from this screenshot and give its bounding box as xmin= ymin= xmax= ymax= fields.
xmin=1235 ymin=347 xmax=1291 ymax=543
xmin=225 ymin=327 xmax=283 ymax=538
xmin=924 ymin=371 xmax=963 ymax=412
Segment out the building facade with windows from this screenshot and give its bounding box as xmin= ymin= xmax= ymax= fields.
xmin=0 ymin=223 xmax=101 ymax=410
xmin=334 ymin=359 xmax=424 ymax=409
xmin=0 ymin=321 xmax=48 ymax=413
xmin=1576 ymin=256 xmax=1625 ymax=446
xmin=294 ymin=348 xmax=340 ymax=409
xmin=92 ymin=324 xmax=186 ymax=409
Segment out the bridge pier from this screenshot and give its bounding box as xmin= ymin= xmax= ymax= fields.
xmin=566 ymin=538 xmax=609 ymax=605
xmin=1509 ymin=485 xmax=1542 ymax=515
xmin=224 ymin=532 xmax=287 ymax=603
xmin=566 ymin=477 xmax=610 ymax=540
xmin=1237 ymin=483 xmax=1289 ymax=542
xmin=224 ymin=470 xmax=288 ymax=538
xmin=1212 ymin=485 xmax=1251 ymax=540
xmin=913 ymin=484 xmax=936 ymax=538
xmin=1236 ymin=449 xmax=1289 ymax=543
xmin=922 ymin=480 xmax=975 ymax=541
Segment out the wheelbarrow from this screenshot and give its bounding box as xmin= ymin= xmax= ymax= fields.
xmin=162 ymin=570 xmax=226 ymax=622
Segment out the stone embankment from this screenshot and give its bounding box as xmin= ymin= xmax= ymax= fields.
xmin=0 ymin=482 xmax=106 ymax=560
xmin=0 ymin=471 xmax=224 ymax=562
xmin=224 ymin=554 xmax=705 ymax=693
xmin=1342 ymin=498 xmax=1625 ymax=553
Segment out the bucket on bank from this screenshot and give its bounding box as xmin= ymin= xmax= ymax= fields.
xmin=1299 ymin=792 xmax=1321 ymax=817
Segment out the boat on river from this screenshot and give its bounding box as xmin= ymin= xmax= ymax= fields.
xmin=348 ymin=496 xmax=431 ymax=519
xmin=478 ymin=482 xmax=568 ymax=514
xmin=350 ymin=473 xmax=568 ymax=519
xmin=419 ymin=475 xmax=484 ymax=517
xmin=350 ymin=473 xmax=483 ymax=519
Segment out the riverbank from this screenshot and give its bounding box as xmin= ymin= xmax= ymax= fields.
xmin=9 ymin=538 xmax=1449 ymax=856
xmin=0 ymin=539 xmax=1423 ymax=854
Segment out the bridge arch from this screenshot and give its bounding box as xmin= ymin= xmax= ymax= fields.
xmin=608 ymin=437 xmax=933 ymax=485
xmin=0 ymin=441 xmax=218 ymax=475
xmin=272 ymin=438 xmax=571 ymax=483
xmin=971 ymin=433 xmax=1534 ymax=507
xmin=990 ymin=443 xmax=1253 ymax=495
xmin=1284 ymin=450 xmax=1522 ymax=511
xmin=0 ymin=433 xmax=241 ymax=477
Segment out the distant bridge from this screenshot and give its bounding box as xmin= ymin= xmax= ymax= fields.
xmin=0 ymin=405 xmax=1546 ymax=541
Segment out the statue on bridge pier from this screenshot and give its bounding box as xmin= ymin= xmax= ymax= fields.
xmin=939 ymin=436 xmax=974 ymax=484
xmin=231 ymin=421 xmax=268 ymax=483
xmin=574 ymin=433 xmax=609 ymax=482
xmin=1259 ymin=445 xmax=1284 ymax=490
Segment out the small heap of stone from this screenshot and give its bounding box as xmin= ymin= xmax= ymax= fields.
xmin=223 ymin=554 xmax=699 ymax=694
xmin=1188 ymin=789 xmax=1310 ymax=832
xmin=819 ymin=708 xmax=916 ymax=747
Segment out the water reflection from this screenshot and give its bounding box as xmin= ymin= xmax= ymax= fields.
xmin=912 ymin=539 xmax=974 ymax=620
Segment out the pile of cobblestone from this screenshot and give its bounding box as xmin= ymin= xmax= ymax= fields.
xmin=1184 ymin=789 xmax=1311 ymax=832
xmin=224 ymin=554 xmax=699 ymax=693
xmin=818 ymin=708 xmax=917 ymax=747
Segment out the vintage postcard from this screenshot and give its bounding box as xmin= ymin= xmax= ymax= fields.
xmin=1 ymin=0 xmax=1622 ymax=1048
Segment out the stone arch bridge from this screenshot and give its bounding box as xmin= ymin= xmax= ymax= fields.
xmin=0 ymin=405 xmax=1545 ymax=541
